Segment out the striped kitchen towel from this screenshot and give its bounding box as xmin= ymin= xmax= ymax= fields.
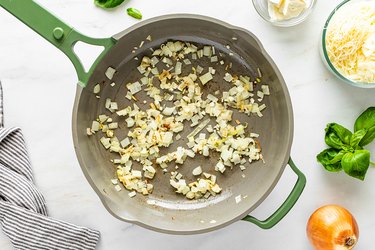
xmin=0 ymin=83 xmax=100 ymax=250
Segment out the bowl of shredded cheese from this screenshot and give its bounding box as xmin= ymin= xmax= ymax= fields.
xmin=252 ymin=0 xmax=316 ymax=27
xmin=322 ymin=0 xmax=375 ymax=88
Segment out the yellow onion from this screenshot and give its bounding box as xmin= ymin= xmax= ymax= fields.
xmin=307 ymin=205 xmax=359 ymax=250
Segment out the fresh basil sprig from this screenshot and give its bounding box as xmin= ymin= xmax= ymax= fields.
xmin=94 ymin=0 xmax=126 ymax=8
xmin=94 ymin=0 xmax=143 ymax=20
xmin=317 ymin=108 xmax=375 ymax=180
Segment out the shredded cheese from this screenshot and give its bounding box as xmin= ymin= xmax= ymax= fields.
xmin=326 ymin=2 xmax=375 ymax=83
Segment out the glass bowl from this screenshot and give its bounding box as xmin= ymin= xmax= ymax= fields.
xmin=252 ymin=0 xmax=317 ymax=27
xmin=321 ymin=0 xmax=375 ymax=88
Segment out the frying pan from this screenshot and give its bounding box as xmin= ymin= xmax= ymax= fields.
xmin=0 ymin=0 xmax=306 ymax=234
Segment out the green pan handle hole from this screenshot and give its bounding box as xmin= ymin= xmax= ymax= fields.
xmin=73 ymin=41 xmax=105 ymax=74
xmin=242 ymin=157 xmax=306 ymax=229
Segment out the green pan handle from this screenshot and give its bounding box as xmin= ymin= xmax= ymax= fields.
xmin=242 ymin=158 xmax=306 ymax=229
xmin=0 ymin=0 xmax=116 ymax=87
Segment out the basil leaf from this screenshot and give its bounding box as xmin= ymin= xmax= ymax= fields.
xmin=354 ymin=107 xmax=375 ymax=146
xmin=127 ymin=8 xmax=142 ymax=19
xmin=94 ymin=0 xmax=125 ymax=8
xmin=341 ymin=150 xmax=370 ymax=181
xmin=359 ymin=126 xmax=375 ymax=147
xmin=316 ymin=148 xmax=345 ymax=172
xmin=350 ymin=129 xmax=367 ymax=149
xmin=324 ymin=123 xmax=352 ymax=149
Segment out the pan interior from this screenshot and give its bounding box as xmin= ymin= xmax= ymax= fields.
xmin=74 ymin=16 xmax=293 ymax=233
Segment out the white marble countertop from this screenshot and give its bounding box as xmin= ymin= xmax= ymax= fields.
xmin=1 ymin=0 xmax=375 ymax=249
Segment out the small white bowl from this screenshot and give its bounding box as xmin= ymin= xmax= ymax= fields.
xmin=252 ymin=0 xmax=317 ymax=27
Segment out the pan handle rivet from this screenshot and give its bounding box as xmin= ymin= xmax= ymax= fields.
xmin=53 ymin=27 xmax=64 ymax=40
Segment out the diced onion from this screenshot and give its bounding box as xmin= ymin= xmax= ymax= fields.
xmin=162 ymin=106 xmax=175 ymax=116
xmin=109 ymin=122 xmax=118 ymax=129
xmin=128 ymin=191 xmax=136 ymax=197
xmin=151 ymin=67 xmax=159 ymax=75
xmin=183 ymin=59 xmax=191 ymax=65
xmin=203 ymin=46 xmax=212 ymax=57
xmin=91 ymin=40 xmax=268 ymax=200
xmin=262 ymin=85 xmax=270 ymax=95
xmin=175 ymin=61 xmax=182 ymax=75
xmin=126 ymin=117 xmax=135 ymax=127
xmin=127 ymin=81 xmax=142 ymax=94
xmin=210 ymin=56 xmax=218 ymax=62
xmin=224 ymin=73 xmax=233 ymax=82
xmin=151 ymin=57 xmax=159 ymax=66
xmin=110 ymin=102 xmax=118 ymax=110
xmin=187 ymin=119 xmax=210 ymax=139
xmin=207 ymin=94 xmax=218 ymax=103
xmin=193 ymin=166 xmax=203 ymax=176
xmin=100 ymin=137 xmax=111 ymax=149
xmin=105 ymin=98 xmax=111 ymax=109
xmin=91 ymin=121 xmax=100 ymax=131
xmin=120 ymin=137 xmax=130 ymax=148
xmin=105 ymin=67 xmax=116 ymax=80
xmin=199 ymin=72 xmax=213 ymax=85
xmin=98 ymin=114 xmax=108 ymax=123
xmin=93 ymin=84 xmax=100 ymax=94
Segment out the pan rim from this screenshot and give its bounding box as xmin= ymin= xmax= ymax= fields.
xmin=72 ymin=14 xmax=294 ymax=234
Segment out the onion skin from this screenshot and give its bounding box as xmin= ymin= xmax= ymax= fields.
xmin=307 ymin=205 xmax=359 ymax=250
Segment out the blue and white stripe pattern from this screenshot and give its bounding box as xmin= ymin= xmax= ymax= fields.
xmin=0 ymin=83 xmax=100 ymax=250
